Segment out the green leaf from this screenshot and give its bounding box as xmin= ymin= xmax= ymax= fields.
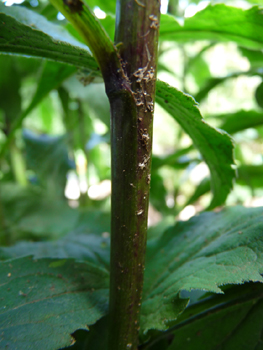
xmin=0 ymin=61 xmax=76 ymax=159
xmin=151 ymin=146 xmax=195 ymax=171
xmin=26 ymin=61 xmax=76 ymax=117
xmin=168 ymin=284 xmax=263 ymax=350
xmin=0 ymin=3 xmax=99 ymax=71
xmin=216 ymin=110 xmax=263 ymax=134
xmin=141 ymin=206 xmax=263 ymax=333
xmin=60 ymin=316 xmax=108 ymax=350
xmin=1 ymin=183 xmax=78 ymax=241
xmin=186 ymin=164 xmax=263 ymax=206
xmin=187 ymin=55 xmax=211 ymax=88
xmin=155 ymin=80 xmax=235 ymax=209
xmin=63 ymin=79 xmax=111 ymax=128
xmin=150 ymin=171 xmax=168 ymax=214
xmin=0 ymin=256 xmax=109 ymax=350
xmin=185 ymin=177 xmax=210 ymax=206
xmin=0 ymin=233 xmax=110 ymax=270
xmin=0 ymin=183 xmax=110 ymax=242
xmin=23 ymin=129 xmax=74 ymax=197
xmin=194 ymin=69 xmax=263 ymax=103
xmin=160 ymin=4 xmax=263 ymax=50
xmin=237 ymin=165 xmax=263 ymax=189
xmin=239 ymin=47 xmax=263 ymax=68
xmin=49 ymin=0 xmax=118 ymax=80
xmin=0 ymin=56 xmax=21 ymax=123
xmin=255 ymin=81 xmax=263 ymax=108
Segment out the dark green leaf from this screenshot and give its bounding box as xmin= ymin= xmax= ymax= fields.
xmin=60 ymin=316 xmax=108 ymax=350
xmin=160 ymin=5 xmax=263 ymax=50
xmin=149 ymin=172 xmax=168 ymax=214
xmin=0 ymin=61 xmax=76 ymax=159
xmin=237 ymin=165 xmax=263 ymax=189
xmin=141 ymin=206 xmax=263 ymax=333
xmin=0 ymin=3 xmax=99 ymax=71
xmin=255 ymin=81 xmax=263 ymax=108
xmin=0 ymin=233 xmax=110 ymax=270
xmin=0 ymin=256 xmax=109 ymax=350
xmin=0 ymin=56 xmax=21 ymax=123
xmin=168 ymin=284 xmax=263 ymax=350
xmin=155 ymin=80 xmax=235 ymax=209
xmin=23 ymin=129 xmax=74 ymax=197
xmin=0 ymin=183 xmax=78 ymax=241
xmin=185 ymin=177 xmax=210 ymax=206
xmin=151 ymin=146 xmax=195 ymax=171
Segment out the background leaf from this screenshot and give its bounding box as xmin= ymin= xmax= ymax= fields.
xmin=160 ymin=4 xmax=263 ymax=50
xmin=0 ymin=183 xmax=110 ymax=242
xmin=216 ymin=110 xmax=263 ymax=134
xmin=23 ymin=129 xmax=74 ymax=197
xmin=155 ymin=80 xmax=235 ymax=209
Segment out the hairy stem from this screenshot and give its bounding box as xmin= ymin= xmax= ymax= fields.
xmin=108 ymin=1 xmax=160 ymax=349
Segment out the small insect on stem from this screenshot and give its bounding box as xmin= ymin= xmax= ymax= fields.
xmin=149 ymin=14 xmax=159 ymax=30
xmin=134 ymin=0 xmax=145 ymax=8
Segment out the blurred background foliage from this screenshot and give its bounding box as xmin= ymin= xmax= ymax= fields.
xmin=1 ymin=0 xmax=263 ymax=247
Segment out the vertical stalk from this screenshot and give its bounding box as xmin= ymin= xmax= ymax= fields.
xmin=45 ymin=0 xmax=160 ymax=347
xmin=108 ymin=1 xmax=160 ymax=349
xmin=9 ymin=141 xmax=27 ymax=186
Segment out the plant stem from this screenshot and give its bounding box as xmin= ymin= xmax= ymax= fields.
xmin=108 ymin=1 xmax=160 ymax=349
xmin=9 ymin=141 xmax=27 ymax=187
xmin=47 ymin=0 xmax=160 ymax=347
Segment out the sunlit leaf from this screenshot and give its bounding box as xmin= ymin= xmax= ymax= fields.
xmin=0 ymin=3 xmax=99 ymax=71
